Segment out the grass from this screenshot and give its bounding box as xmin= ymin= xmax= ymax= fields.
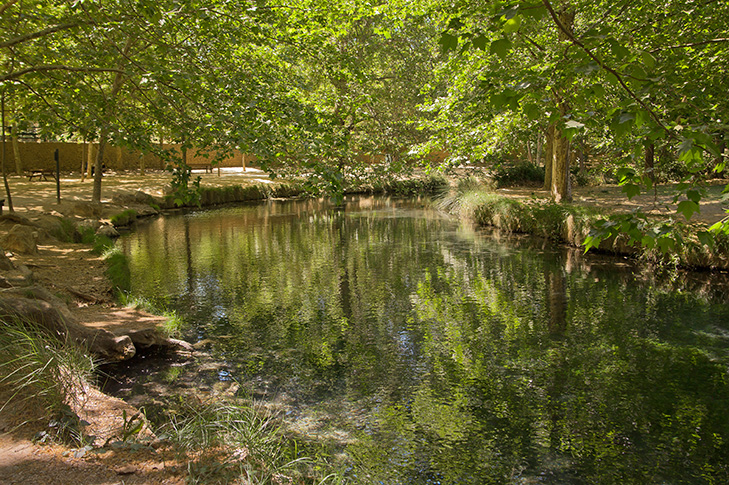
xmin=148 ymin=396 xmax=345 ymax=484
xmin=0 ymin=316 xmax=95 ymax=436
xmin=110 ymin=209 xmax=138 ymax=227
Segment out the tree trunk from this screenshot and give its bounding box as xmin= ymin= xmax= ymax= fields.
xmin=543 ymin=123 xmax=555 ymax=190
xmin=91 ymin=37 xmax=133 ymax=203
xmin=526 ymin=141 xmax=533 ymax=163
xmin=551 ymin=127 xmax=571 ymax=202
xmin=11 ymin=125 xmax=21 ymax=175
xmin=92 ymin=127 xmax=109 ymax=203
xmin=535 ymin=135 xmax=542 ymax=167
xmin=86 ymin=142 xmax=94 ymax=180
xmin=139 ymin=151 xmax=145 ymax=176
xmin=81 ymin=138 xmax=87 ymax=180
xmin=549 ymin=6 xmax=574 ymax=203
xmin=644 ymin=139 xmax=655 ymax=182
xmin=1 ymin=93 xmax=14 ymax=212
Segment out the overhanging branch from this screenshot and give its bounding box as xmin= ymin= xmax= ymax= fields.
xmin=0 ymin=65 xmax=125 ymax=82
xmin=0 ymin=23 xmax=80 ymax=49
xmin=541 ymin=0 xmax=673 ymax=138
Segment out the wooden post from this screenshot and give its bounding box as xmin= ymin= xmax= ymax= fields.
xmin=242 ymin=152 xmax=246 ymax=172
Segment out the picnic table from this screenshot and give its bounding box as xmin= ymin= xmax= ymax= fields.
xmin=27 ymin=169 xmax=58 ymax=182
xmin=188 ymin=162 xmax=214 ymax=173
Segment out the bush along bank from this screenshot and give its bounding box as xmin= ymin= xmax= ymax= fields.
xmin=109 ymin=174 xmax=451 ymax=229
xmin=442 ymin=187 xmax=729 ymax=271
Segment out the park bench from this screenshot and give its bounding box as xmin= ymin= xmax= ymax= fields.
xmin=188 ymin=162 xmax=214 ymax=173
xmin=27 ymin=169 xmax=58 ymax=182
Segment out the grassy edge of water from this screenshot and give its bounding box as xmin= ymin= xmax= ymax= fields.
xmin=438 ymin=183 xmax=729 ymax=271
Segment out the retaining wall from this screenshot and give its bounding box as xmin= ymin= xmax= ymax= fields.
xmin=7 ymin=141 xmax=256 ymax=173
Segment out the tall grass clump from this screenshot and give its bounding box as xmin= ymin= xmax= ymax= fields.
xmin=0 ymin=316 xmax=95 ymax=425
xmin=156 ymin=398 xmax=325 ymax=484
xmin=434 ymin=176 xmax=495 ymax=215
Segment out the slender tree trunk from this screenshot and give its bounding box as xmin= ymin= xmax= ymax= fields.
xmin=81 ymin=138 xmax=87 ymax=180
xmin=92 ymin=37 xmax=133 ymax=203
xmin=526 ymin=141 xmax=533 ymax=163
xmin=11 ymin=124 xmax=21 ymax=175
xmin=543 ymin=123 xmax=555 ymax=190
xmin=139 ymin=151 xmax=145 ymax=176
xmin=86 ymin=142 xmax=94 ymax=180
xmin=92 ymin=127 xmax=109 ymax=203
xmin=549 ymin=6 xmax=574 ymax=202
xmin=579 ymin=138 xmax=588 ymax=174
xmin=551 ymin=125 xmax=571 ymax=202
xmin=535 ymin=134 xmax=542 ymax=167
xmin=644 ymin=139 xmax=655 ymax=182
xmin=1 ymin=93 xmax=14 ymax=212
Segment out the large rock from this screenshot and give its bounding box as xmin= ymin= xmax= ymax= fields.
xmin=71 ymin=202 xmax=103 ymax=219
xmin=96 ymin=224 xmax=120 ymax=238
xmin=0 ymin=287 xmax=136 ymax=362
xmin=1 ymin=224 xmax=39 ymax=255
xmin=111 ymin=191 xmax=155 ymax=206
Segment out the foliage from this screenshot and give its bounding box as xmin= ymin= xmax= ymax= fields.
xmin=166 ymin=164 xmax=202 ymax=208
xmin=103 ymin=247 xmax=131 ymax=295
xmin=109 ymin=209 xmax=137 ymax=227
xmin=492 ymin=161 xmax=545 ymax=187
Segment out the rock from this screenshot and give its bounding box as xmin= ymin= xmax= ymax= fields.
xmin=0 ymin=248 xmax=15 ymax=271
xmin=77 ymin=219 xmax=102 ymax=232
xmin=0 ymin=287 xmax=136 ymax=362
xmin=71 ymin=202 xmax=103 ymax=219
xmin=166 ymin=338 xmax=195 ymax=352
xmin=1 ymin=224 xmax=39 ymax=254
xmin=111 ymin=190 xmax=155 ymax=206
xmin=96 ymin=224 xmax=120 ymax=238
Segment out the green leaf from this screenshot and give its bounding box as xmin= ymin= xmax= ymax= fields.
xmin=686 ymin=188 xmax=702 ymax=203
xmin=503 ymin=16 xmax=522 ymax=34
xmin=642 ymin=51 xmax=656 ymax=69
xmin=439 ymin=32 xmax=459 ymax=53
xmin=697 ymin=231 xmax=713 ymax=247
xmin=622 ymin=183 xmax=641 ymax=199
xmin=523 ymin=103 xmax=540 ymax=120
xmin=608 ymin=38 xmax=630 ymax=60
xmin=490 ymin=38 xmax=512 ymax=59
xmin=592 ymin=84 xmax=606 ymax=98
xmin=656 ymin=236 xmax=675 ymax=253
xmin=677 ymin=200 xmax=700 ymax=220
xmin=473 ymin=34 xmax=488 ymax=50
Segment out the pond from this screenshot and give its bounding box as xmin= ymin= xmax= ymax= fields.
xmin=114 ymin=196 xmax=729 ymax=483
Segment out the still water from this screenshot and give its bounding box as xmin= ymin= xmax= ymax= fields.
xmin=118 ymin=196 xmax=729 ymax=483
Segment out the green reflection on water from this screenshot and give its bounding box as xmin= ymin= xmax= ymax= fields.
xmin=120 ymin=196 xmax=729 ymax=483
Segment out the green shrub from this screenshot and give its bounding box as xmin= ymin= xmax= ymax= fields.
xmin=492 ymin=162 xmax=545 ymax=187
xmin=104 ymin=247 xmax=131 ymax=295
xmin=110 ymin=209 xmax=137 ymax=227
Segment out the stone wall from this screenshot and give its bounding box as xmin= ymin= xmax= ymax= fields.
xmin=7 ymin=141 xmax=255 ymax=173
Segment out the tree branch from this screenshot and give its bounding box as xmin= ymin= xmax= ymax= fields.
xmin=541 ymin=0 xmax=672 ymax=137
xmin=651 ymin=38 xmax=729 ymax=52
xmin=0 ymin=0 xmax=18 ymax=17
xmin=0 ymin=65 xmax=125 ymax=82
xmin=0 ymin=23 xmax=80 ymax=49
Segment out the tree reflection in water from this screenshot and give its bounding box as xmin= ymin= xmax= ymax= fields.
xmin=120 ymin=196 xmax=729 ymax=483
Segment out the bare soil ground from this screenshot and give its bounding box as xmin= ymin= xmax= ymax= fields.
xmin=0 ymin=168 xmax=727 ymax=483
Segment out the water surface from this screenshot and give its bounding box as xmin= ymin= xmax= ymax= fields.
xmin=118 ymin=196 xmax=729 ymax=483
